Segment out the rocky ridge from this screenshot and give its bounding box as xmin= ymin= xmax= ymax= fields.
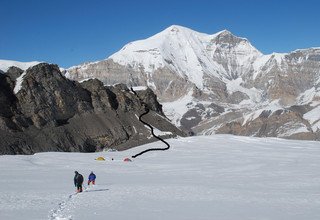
xmin=0 ymin=63 xmax=186 ymax=154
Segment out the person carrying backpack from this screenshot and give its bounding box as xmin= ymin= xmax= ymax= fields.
xmin=74 ymin=171 xmax=84 ymax=193
xmin=88 ymin=171 xmax=96 ymax=186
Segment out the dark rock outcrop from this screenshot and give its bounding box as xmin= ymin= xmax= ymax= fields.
xmin=0 ymin=63 xmax=186 ymax=155
xmin=6 ymin=66 xmax=24 ymax=82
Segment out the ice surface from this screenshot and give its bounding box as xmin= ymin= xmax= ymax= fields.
xmin=0 ymin=135 xmax=320 ymax=220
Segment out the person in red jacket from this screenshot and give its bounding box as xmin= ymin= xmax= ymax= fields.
xmin=88 ymin=171 xmax=96 ymax=186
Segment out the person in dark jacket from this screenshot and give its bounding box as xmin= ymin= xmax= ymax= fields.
xmin=74 ymin=171 xmax=84 ymax=193
xmin=88 ymin=171 xmax=96 ymax=186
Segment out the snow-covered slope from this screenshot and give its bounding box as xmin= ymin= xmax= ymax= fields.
xmin=0 ymin=135 xmax=319 ymax=220
xmin=0 ymin=59 xmax=40 ymax=72
xmin=110 ymin=25 xmax=262 ymax=89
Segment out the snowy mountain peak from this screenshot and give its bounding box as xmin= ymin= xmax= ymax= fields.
xmin=214 ymin=29 xmax=235 ymax=37
xmin=164 ymin=24 xmax=192 ymax=33
xmin=218 ymin=29 xmax=231 ymax=34
xmin=213 ymin=29 xmax=248 ymax=44
xmin=161 ymin=25 xmax=207 ymax=37
xmin=108 ymin=25 xmax=262 ymax=88
xmin=66 ymin=25 xmax=320 ymax=140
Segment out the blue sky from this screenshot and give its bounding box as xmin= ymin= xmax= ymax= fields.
xmin=1 ymin=0 xmax=320 ymax=68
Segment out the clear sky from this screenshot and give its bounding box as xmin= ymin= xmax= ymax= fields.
xmin=1 ymin=0 xmax=320 ymax=68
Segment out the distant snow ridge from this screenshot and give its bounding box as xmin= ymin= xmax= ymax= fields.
xmin=0 ymin=60 xmax=42 ymax=94
xmin=0 ymin=59 xmax=40 ymax=72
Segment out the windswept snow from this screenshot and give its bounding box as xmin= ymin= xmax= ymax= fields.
xmin=271 ymin=52 xmax=286 ymax=64
xmin=162 ymin=90 xmax=194 ymax=126
xmin=143 ymin=124 xmax=173 ymax=138
xmin=304 ymin=105 xmax=320 ymax=131
xmin=0 ymin=59 xmax=40 ymax=72
xmin=277 ymin=122 xmax=309 ymax=137
xmin=242 ymin=99 xmax=283 ymax=125
xmin=13 ymin=71 xmax=27 ymax=94
xmin=132 ymin=86 xmax=148 ymax=91
xmin=226 ymin=78 xmax=263 ymax=103
xmin=297 ymin=87 xmax=320 ymax=105
xmin=1 ymin=135 xmax=320 ymax=220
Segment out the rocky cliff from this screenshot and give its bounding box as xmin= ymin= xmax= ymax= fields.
xmin=0 ymin=63 xmax=186 ymax=155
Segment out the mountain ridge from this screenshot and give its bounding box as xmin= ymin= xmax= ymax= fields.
xmin=0 ymin=63 xmax=186 ymax=155
xmin=65 ymin=25 xmax=320 ymax=140
xmin=2 ymin=25 xmax=320 ymax=141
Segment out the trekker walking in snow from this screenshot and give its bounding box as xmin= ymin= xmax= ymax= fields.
xmin=88 ymin=171 xmax=96 ymax=186
xmin=74 ymin=171 xmax=84 ymax=193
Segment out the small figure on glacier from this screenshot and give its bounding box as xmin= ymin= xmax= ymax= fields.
xmin=88 ymin=171 xmax=96 ymax=186
xmin=74 ymin=171 xmax=84 ymax=193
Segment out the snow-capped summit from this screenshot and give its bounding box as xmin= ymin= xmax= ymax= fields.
xmin=211 ymin=29 xmax=250 ymax=44
xmin=109 ymin=25 xmax=261 ymax=88
xmin=67 ymin=25 xmax=320 ymax=141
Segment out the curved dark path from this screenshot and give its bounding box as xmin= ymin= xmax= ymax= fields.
xmin=130 ymin=87 xmax=171 ymax=158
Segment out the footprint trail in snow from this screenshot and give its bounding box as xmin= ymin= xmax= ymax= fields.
xmin=49 ymin=192 xmax=77 ymax=220
xmin=48 ymin=186 xmax=109 ymax=220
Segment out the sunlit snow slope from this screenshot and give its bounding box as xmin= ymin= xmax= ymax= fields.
xmin=0 ymin=59 xmax=40 ymax=72
xmin=0 ymin=135 xmax=319 ymax=220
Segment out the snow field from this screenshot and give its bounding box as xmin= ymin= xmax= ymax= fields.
xmin=0 ymin=135 xmax=320 ymax=220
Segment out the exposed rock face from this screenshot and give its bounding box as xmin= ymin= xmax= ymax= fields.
xmin=217 ymin=108 xmax=310 ymax=137
xmin=6 ymin=66 xmax=24 ymax=81
xmin=0 ymin=74 xmax=16 ymax=118
xmin=66 ymin=25 xmax=320 ymax=141
xmin=0 ymin=63 xmax=186 ymax=155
